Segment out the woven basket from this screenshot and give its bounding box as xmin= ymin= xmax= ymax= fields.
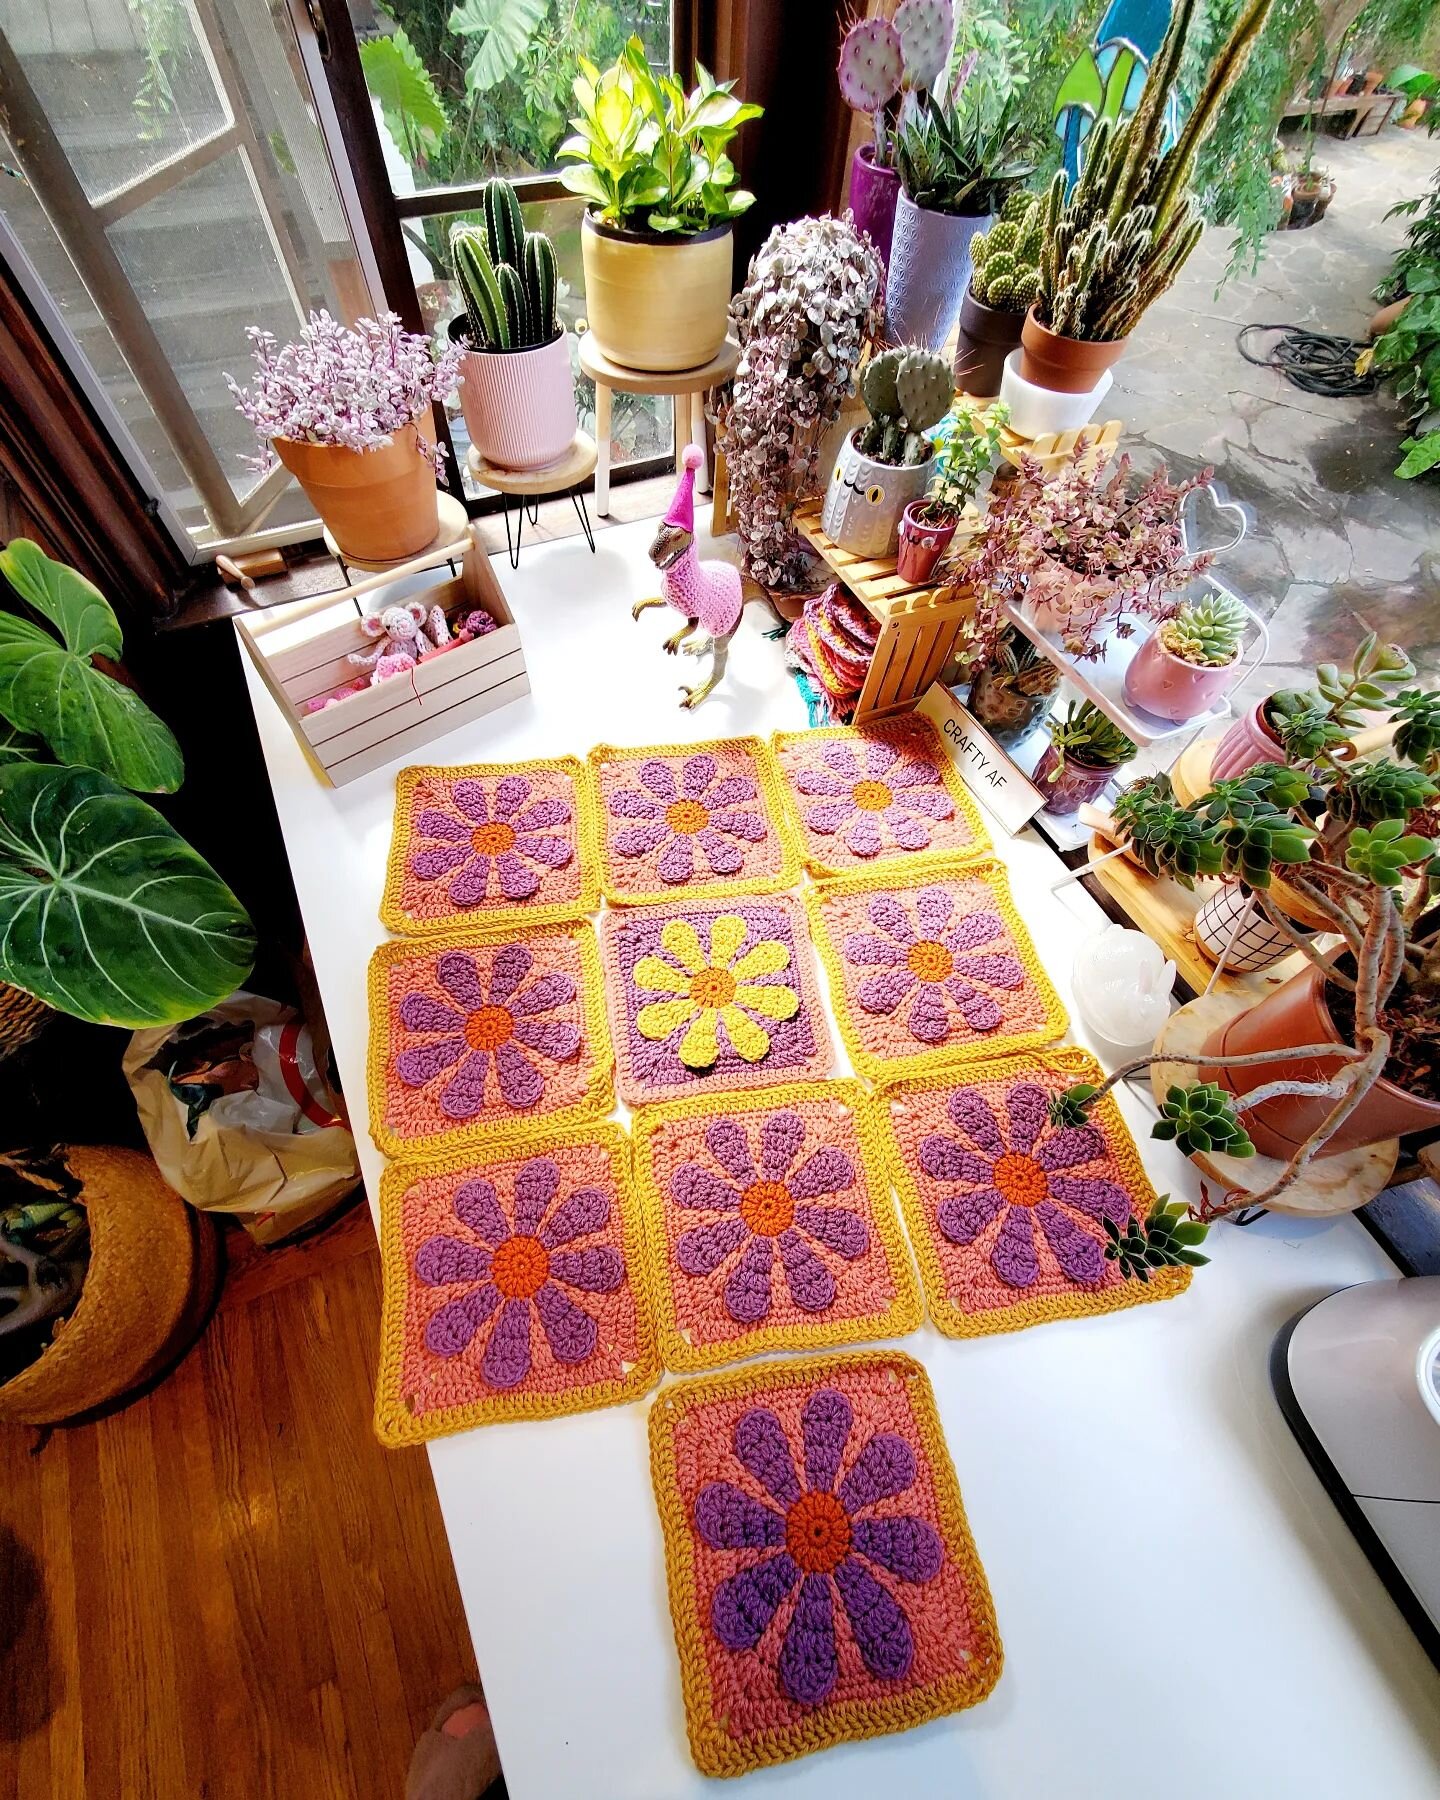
xmin=0 ymin=1146 xmax=198 ymax=1425
xmin=0 ymin=983 xmax=51 ymax=1061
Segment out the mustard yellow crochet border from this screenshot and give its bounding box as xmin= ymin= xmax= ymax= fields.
xmin=379 ymin=756 xmax=603 ymax=938
xmin=365 ymin=920 xmax=615 ymax=1160
xmin=871 ymin=1044 xmax=1190 ymax=1339
xmin=647 ymin=1348 xmax=1004 ymax=1778
xmin=373 ymin=1121 xmax=661 ymax=1446
xmin=628 ymin=1079 xmax=922 ymax=1373
xmin=770 ymin=716 xmax=992 ymax=878
xmin=588 ymin=735 xmax=801 ymax=907
xmin=802 ymin=856 xmax=1069 ymax=1081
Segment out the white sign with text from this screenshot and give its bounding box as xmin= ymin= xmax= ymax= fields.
xmin=917 ymin=684 xmax=1045 ymax=835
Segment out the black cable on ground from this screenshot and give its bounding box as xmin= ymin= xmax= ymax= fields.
xmin=1236 ymin=323 xmax=1380 ymax=397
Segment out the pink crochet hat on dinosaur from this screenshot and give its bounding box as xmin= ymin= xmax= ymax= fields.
xmin=664 ymin=444 xmax=704 ymax=531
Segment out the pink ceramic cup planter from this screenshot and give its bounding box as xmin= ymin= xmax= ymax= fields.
xmin=1123 ymin=629 xmax=1244 ymax=722
xmin=456 ymin=331 xmax=577 ymax=473
xmin=1210 ymin=699 xmax=1287 ymax=780
xmin=896 ymin=502 xmax=956 ymax=583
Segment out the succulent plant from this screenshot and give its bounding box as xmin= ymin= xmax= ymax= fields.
xmin=1198 ymin=770 xmax=1316 ymax=888
xmin=857 ymin=346 xmax=951 ymax=466
xmin=1159 ymin=591 xmax=1247 ymax=667
xmin=1046 ymin=699 xmax=1135 ymax=771
xmin=1103 ymin=1198 xmax=1211 ymax=1281
xmin=1048 ymin=1082 xmax=1099 ymax=1128
xmin=1346 ymin=818 xmax=1437 ymax=888
xmin=1392 ymin=688 xmax=1440 ymax=771
xmin=1153 ymin=1082 xmax=1255 ymax=1159
xmin=837 ymin=0 xmax=953 ymax=163
xmin=1326 ymin=758 xmax=1439 ymax=830
xmin=969 ymin=193 xmax=1042 ymax=312
xmin=1111 ymin=773 xmax=1224 ymax=888
xmin=837 ymin=16 xmax=905 ymax=116
xmin=1269 ymin=689 xmax=1350 ymax=764
xmin=450 ymin=180 xmax=559 ymax=352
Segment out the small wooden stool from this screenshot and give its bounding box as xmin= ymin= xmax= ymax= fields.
xmin=466 ymin=432 xmax=598 ymax=569
xmin=577 ymin=334 xmax=739 ymax=517
xmin=323 ymin=491 xmax=470 ymax=584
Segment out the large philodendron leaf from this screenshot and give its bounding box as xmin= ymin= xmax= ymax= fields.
xmin=0 ymin=538 xmax=183 ymax=793
xmin=0 ymin=764 xmax=255 ymax=1027
xmin=449 ymin=0 xmax=546 ymax=97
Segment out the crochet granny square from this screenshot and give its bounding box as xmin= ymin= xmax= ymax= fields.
xmin=381 ymin=758 xmax=598 ymax=935
xmin=601 ymin=897 xmax=832 ymax=1106
xmin=589 ymin=737 xmax=797 ymax=905
xmin=805 ymin=858 xmax=1066 ymax=1079
xmin=367 ymin=925 xmax=612 ymax=1157
xmin=648 ymin=1350 xmax=1002 ymax=1777
xmin=374 ymin=1125 xmax=659 ymax=1443
xmin=772 ymin=716 xmax=989 ymax=876
xmin=631 ymin=1081 xmax=921 ymax=1371
xmin=876 ymin=1047 xmax=1192 ymax=1336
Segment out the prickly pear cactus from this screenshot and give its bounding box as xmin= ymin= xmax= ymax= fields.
xmin=837 ymin=16 xmax=903 ymax=114
xmin=895 ymin=348 xmax=951 ymax=434
xmin=894 ymin=0 xmax=954 ymax=92
xmin=861 ymin=347 xmax=903 ymax=424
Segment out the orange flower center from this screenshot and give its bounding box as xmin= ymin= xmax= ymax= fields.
xmin=786 ymin=1491 xmax=852 ymax=1574
xmin=472 ymin=821 xmax=516 ymax=855
xmin=906 ymin=939 xmax=954 ymax=982
xmin=739 ymin=1178 xmax=795 ymax=1237
xmin=851 ymin=779 xmax=893 ymax=812
xmin=689 ymin=966 xmax=736 ymax=1009
xmin=490 ymin=1234 xmax=548 ymax=1300
xmin=666 ymin=799 xmax=710 ymax=835
xmin=464 ymin=1005 xmax=514 ymax=1052
xmin=993 ymin=1151 xmax=1047 ymax=1208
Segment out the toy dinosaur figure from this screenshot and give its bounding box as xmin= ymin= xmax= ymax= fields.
xmin=633 ymin=445 xmax=746 ymax=708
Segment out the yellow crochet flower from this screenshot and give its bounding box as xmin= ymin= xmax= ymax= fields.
xmin=634 ymin=916 xmax=799 ymax=1069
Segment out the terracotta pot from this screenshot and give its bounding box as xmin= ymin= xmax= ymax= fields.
xmin=885 ymin=193 xmax=989 ymax=350
xmin=1122 ymin=627 xmax=1243 ymax=722
xmin=1019 ymin=309 xmax=1130 ymax=394
xmin=1202 ymin=962 xmax=1440 ymax=1160
xmin=848 ymin=143 xmax=901 ymax=271
xmin=1034 ymin=743 xmax=1118 ymax=815
xmin=821 ymin=430 xmax=933 ymax=557
xmin=1210 ymin=698 xmax=1285 ymax=781
xmin=580 ymin=214 xmax=732 ymax=372
xmin=273 ymin=412 xmax=438 ymax=562
xmin=1369 ymin=295 xmax=1412 ymax=338
xmin=896 ymin=502 xmax=956 ymax=584
xmin=953 ymin=287 xmax=1026 ymax=398
xmin=456 ymin=330 xmax=577 ymax=471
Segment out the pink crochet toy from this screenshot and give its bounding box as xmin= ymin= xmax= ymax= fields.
xmin=633 ymin=445 xmax=748 ymax=708
xmin=348 ymin=600 xmax=450 ymax=686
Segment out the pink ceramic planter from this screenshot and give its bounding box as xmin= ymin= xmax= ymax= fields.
xmin=896 ymin=503 xmax=956 ymax=584
xmin=458 ymin=331 xmax=577 ymax=472
xmin=1122 ymin=630 xmax=1243 ymax=722
xmin=1210 ymin=699 xmax=1286 ymax=780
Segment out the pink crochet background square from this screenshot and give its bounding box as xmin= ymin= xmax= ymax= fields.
xmin=590 ymin=739 xmax=795 ymax=904
xmin=773 ymin=716 xmax=989 ymax=874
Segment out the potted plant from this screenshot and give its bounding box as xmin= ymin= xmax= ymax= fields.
xmin=1288 ymin=160 xmax=1336 ymax=229
xmin=227 ymin=311 xmax=461 ymax=564
xmin=558 ymin=38 xmax=761 ymax=373
xmin=896 ymin=397 xmax=1007 ymax=583
xmin=820 ymin=346 xmax=952 ymax=557
xmin=1020 ymin=0 xmax=1274 ymax=393
xmin=1034 ymin=699 xmax=1137 ymax=814
xmin=954 ymin=189 xmax=1041 ymax=397
xmin=448 ymin=181 xmax=575 ymax=472
xmin=0 ymin=540 xmax=255 ymax=1423
xmin=1123 ymin=590 xmax=1250 ymax=721
xmin=1361 ymin=157 xmax=1440 ymax=480
xmin=965 ymin=623 xmax=1062 ymax=745
xmin=835 ymin=0 xmax=954 ymax=271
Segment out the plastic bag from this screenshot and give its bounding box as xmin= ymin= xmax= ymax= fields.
xmin=124 ymin=992 xmax=360 ymax=1245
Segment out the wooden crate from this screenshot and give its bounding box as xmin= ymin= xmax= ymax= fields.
xmin=235 ymin=531 xmax=528 ymax=786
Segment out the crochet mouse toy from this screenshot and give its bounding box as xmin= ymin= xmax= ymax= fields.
xmin=348 ymin=600 xmax=450 ymax=684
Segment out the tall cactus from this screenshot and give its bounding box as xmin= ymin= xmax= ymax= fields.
xmin=482 ymin=178 xmax=525 ymax=272
xmin=524 ymin=232 xmax=558 ymax=343
xmin=450 ymin=179 xmax=564 ymax=352
xmin=451 ymin=225 xmax=509 ymax=349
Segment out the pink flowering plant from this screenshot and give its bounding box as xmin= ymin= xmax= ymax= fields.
xmin=227 ymin=311 xmax=462 ymax=480
xmin=956 ymin=445 xmax=1215 ymax=666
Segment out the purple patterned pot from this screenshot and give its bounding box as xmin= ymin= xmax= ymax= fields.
xmin=1034 ymin=744 xmax=1115 ymax=816
xmin=1210 ymin=699 xmax=1286 ymax=781
xmin=885 ymin=193 xmax=990 ymax=351
xmin=848 ymin=143 xmax=901 ymax=271
xmin=1122 ymin=628 xmax=1243 ymax=722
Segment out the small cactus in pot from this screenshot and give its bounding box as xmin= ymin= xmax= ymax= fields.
xmin=822 ymin=347 xmax=954 ymax=557
xmin=955 ymin=192 xmax=1041 ymax=394
xmin=1124 ymin=588 xmax=1251 ymax=723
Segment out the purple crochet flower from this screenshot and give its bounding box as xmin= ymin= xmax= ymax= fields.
xmin=920 ymin=1081 xmax=1135 ymax=1288
xmin=409 ymin=775 xmax=572 ymax=906
xmin=792 ymin=738 xmax=954 ymax=857
xmin=670 ymin=1110 xmax=867 ymax=1323
xmin=843 ymin=887 xmax=1024 ymax=1041
xmin=695 ymin=1389 xmax=942 ymax=1706
xmin=416 ymin=1158 xmax=622 ymax=1387
xmin=395 ymin=946 xmax=580 ymax=1117
xmin=609 ymin=752 xmax=766 ymax=885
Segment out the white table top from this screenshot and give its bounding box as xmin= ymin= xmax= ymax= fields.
xmin=239 ymin=517 xmax=1440 ymax=1799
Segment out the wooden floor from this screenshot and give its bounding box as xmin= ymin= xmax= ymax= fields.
xmin=0 ymin=1206 xmax=478 ymax=1800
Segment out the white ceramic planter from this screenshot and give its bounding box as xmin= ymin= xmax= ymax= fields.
xmin=821 ymin=429 xmax=933 ymax=557
xmin=458 ymin=331 xmax=577 ymax=471
xmin=998 ymin=349 xmax=1112 ymax=437
xmin=1194 ymin=882 xmax=1296 ymax=972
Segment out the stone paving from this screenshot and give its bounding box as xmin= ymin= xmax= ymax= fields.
xmin=1112 ymin=123 xmax=1438 ymax=695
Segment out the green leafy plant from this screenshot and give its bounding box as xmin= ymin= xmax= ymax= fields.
xmin=1044 ymin=699 xmax=1136 ymax=772
xmin=1103 ymin=1197 xmax=1212 ymax=1280
xmin=917 ymin=400 xmax=1009 ymax=523
xmin=1154 ymin=1081 xmax=1256 ymax=1156
xmin=558 ymin=37 xmax=761 ymax=234
xmin=1267 ymin=632 xmax=1417 ymax=765
xmin=1393 ymin=687 xmax=1440 ymax=770
xmin=1195 ymin=768 xmax=1316 ymax=886
xmin=358 ymin=27 xmax=448 ymax=161
xmin=1364 ymin=159 xmax=1440 ymax=479
xmin=1345 ymin=818 xmax=1435 ymax=886
xmin=856 ymin=348 xmax=952 ymax=467
xmin=1158 ymin=590 xmax=1247 ymax=666
xmin=449 ymin=178 xmax=559 ymax=349
xmin=0 ymin=542 xmax=254 ymax=1027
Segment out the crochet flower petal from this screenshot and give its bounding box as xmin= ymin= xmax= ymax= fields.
xmin=706 ymin=1119 xmax=756 ymax=1184
xmin=839 ymin=1432 xmax=916 ymax=1512
xmin=851 ymin=1516 xmax=943 ymax=1584
xmin=679 ymin=1007 xmax=721 ymax=1068
xmin=511 ymin=1158 xmax=559 ymax=1232
xmin=780 ymin=1574 xmax=839 ymax=1706
xmin=425 ymin=1283 xmax=500 ymax=1356
xmin=447 ymin=856 xmax=492 ymax=906
xmin=946 ymin=1086 xmax=1004 ymax=1152
xmin=436 ymin=949 xmax=487 ymax=1009
xmin=857 ymin=968 xmax=916 ymax=1015
xmin=791 ymin=767 xmax=849 ymax=796
xmin=778 ymin=1227 xmax=836 ymax=1311
xmin=834 ymin=1556 xmax=914 ymax=1681
xmin=884 ymin=813 xmax=931 ymax=851
xmin=719 ymin=1004 xmax=771 ymax=1061
xmin=681 ymin=752 xmax=718 ymax=798
xmin=608 ymin=789 xmax=660 ymax=820
xmin=991 ymin=1208 xmax=1039 ymax=1287
xmin=803 ymin=799 xmax=857 ymax=836
xmin=677 ymin=1214 xmax=748 ymax=1275
xmin=671 ymin=1163 xmax=742 ymax=1210
xmin=1002 ymin=1083 xmax=1049 ymax=1154
xmin=950 ymin=981 xmax=1002 ymax=1030
xmin=451 ymin=779 xmax=489 ymax=824
xmin=920 ymin=1134 xmax=994 ymax=1185
xmin=629 ymin=959 xmax=686 ymax=1003
xmin=454 ymin=1177 xmax=510 ymax=1246
xmin=638 ymin=759 xmax=677 ymax=800
xmin=495 ymin=852 xmax=542 ymax=901
xmin=735 ymin=1405 xmax=801 ymax=1502
xmin=396 ymin=1037 xmax=466 ymax=1088
xmin=1036 ymin=1202 xmax=1105 ymax=1283
xmin=709 ymin=914 xmax=748 ymax=967
xmin=415 ymin=1234 xmax=490 ymax=1286
xmin=399 ymin=993 xmax=463 ymax=1034
xmin=707 ymin=775 xmax=757 ymax=808
xmin=482 ymin=1297 xmax=532 ymax=1387
xmin=735 ymin=982 xmax=798 ymax=1024
xmin=759 ymin=1109 xmax=805 ymax=1178
xmin=710 ymin=808 xmax=768 ymax=843
xmin=1035 ymin=1124 xmax=1106 ymax=1172
xmin=841 ymin=813 xmax=884 ymax=857
xmin=906 ymin=982 xmax=951 ymax=1043
xmin=509 ymin=970 xmax=576 ymax=1016
xmin=796 ymin=1204 xmax=868 ymax=1258
xmin=660 ymin=918 xmax=706 ymax=974
xmin=494 ymin=1042 xmax=544 ymax=1108
xmin=695 ymin=1482 xmax=785 ymax=1551
xmin=711 ymin=1552 xmax=800 ymax=1651
xmin=788 ymin=1147 xmax=854 ymax=1201
xmin=493 ymin=775 xmax=530 ymax=819
xmin=415 ymin=807 xmax=471 ymax=842
xmin=864 ymin=737 xmax=899 ymax=778
xmin=534 ymin=1279 xmax=598 ymax=1364
xmin=915 ymin=886 xmax=954 ymax=939
xmin=614 ymin=821 xmax=669 ymax=857
xmin=724 ymin=1235 xmax=775 ymax=1324
xmin=696 ymin=827 xmax=743 ymax=875
xmin=638 ymin=997 xmax=698 ymax=1042
xmin=511 ymin=797 xmax=570 ymax=832
xmin=952 ymin=953 xmax=1024 ymax=991
xmin=949 ymin=909 xmax=1004 ymax=952
xmin=732 ymin=939 xmax=790 ymax=981
xmin=513 ymin=832 xmax=571 ymax=869
xmin=867 ymin=894 xmax=916 ymax=944
xmin=820 ymin=742 xmax=862 ymax=781
xmin=1049 ymin=1174 xmax=1132 ymax=1226
xmin=487 ymin=943 xmax=534 ymax=1005
xmin=657 ymin=833 xmax=696 ymax=884
xmin=802 ymin=1389 xmax=853 ymax=1493
xmin=541 ymin=1185 xmax=609 ymax=1248
xmin=439 ymin=1050 xmax=490 ymax=1117
xmin=410 ymin=844 xmax=470 ymax=881
xmin=891 ymin=784 xmax=951 ymax=817
xmin=509 ymin=1016 xmax=581 ymax=1061
xmin=842 ymin=931 xmax=907 ymax=967
xmin=936 ymin=1186 xmax=1003 ymax=1245
xmin=888 ymin=757 xmax=941 ymax=790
